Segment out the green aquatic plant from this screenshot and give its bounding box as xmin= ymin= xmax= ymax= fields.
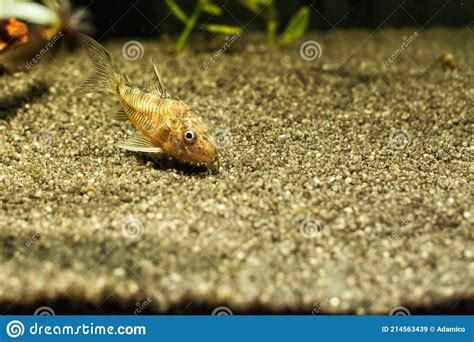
xmin=239 ymin=0 xmax=311 ymax=47
xmin=165 ymin=0 xmax=242 ymax=52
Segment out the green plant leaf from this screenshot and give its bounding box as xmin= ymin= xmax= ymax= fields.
xmin=252 ymin=0 xmax=273 ymax=6
xmin=267 ymin=20 xmax=277 ymax=46
xmin=165 ymin=0 xmax=188 ymax=23
xmin=239 ymin=0 xmax=273 ymax=14
xmin=278 ymin=6 xmax=310 ymax=46
xmin=239 ymin=0 xmax=277 ymax=46
xmin=239 ymin=0 xmax=261 ymax=13
xmin=199 ymin=0 xmax=222 ymax=15
xmin=175 ymin=5 xmax=201 ymax=52
xmin=202 ymin=24 xmax=241 ymax=35
xmin=265 ymin=0 xmax=277 ymax=46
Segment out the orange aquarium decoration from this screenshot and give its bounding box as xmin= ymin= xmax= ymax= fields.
xmin=0 ymin=18 xmax=28 ymax=53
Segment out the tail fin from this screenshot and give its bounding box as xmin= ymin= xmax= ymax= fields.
xmin=79 ymin=34 xmax=125 ymax=94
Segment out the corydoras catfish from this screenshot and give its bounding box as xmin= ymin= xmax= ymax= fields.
xmin=80 ymin=35 xmax=219 ymax=173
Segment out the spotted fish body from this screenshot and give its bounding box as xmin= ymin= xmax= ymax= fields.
xmin=80 ymin=34 xmax=219 ymax=172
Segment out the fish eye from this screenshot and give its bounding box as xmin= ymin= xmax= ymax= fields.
xmin=183 ymin=130 xmax=197 ymax=144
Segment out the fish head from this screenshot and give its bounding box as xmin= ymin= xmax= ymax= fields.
xmin=158 ymin=115 xmax=219 ymax=172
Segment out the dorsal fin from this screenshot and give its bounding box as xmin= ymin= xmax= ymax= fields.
xmin=142 ymin=58 xmax=168 ymax=98
xmin=124 ymin=73 xmax=132 ymax=85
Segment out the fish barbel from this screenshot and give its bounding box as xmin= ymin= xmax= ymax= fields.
xmin=80 ymin=35 xmax=219 ymax=173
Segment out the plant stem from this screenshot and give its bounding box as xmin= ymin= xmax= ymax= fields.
xmin=165 ymin=0 xmax=188 ymax=23
xmin=175 ymin=4 xmax=202 ymax=52
xmin=266 ymin=0 xmax=277 ymax=47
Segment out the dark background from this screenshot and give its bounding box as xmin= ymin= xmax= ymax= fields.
xmin=76 ymin=0 xmax=473 ymax=39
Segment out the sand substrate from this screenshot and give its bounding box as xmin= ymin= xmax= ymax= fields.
xmin=0 ymin=29 xmax=472 ymax=314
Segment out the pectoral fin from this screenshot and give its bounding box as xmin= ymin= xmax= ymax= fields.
xmin=114 ymin=108 xmax=128 ymax=121
xmin=116 ymin=133 xmax=163 ymax=153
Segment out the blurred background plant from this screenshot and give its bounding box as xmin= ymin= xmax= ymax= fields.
xmin=165 ymin=0 xmax=241 ymax=52
xmin=0 ymin=0 xmax=472 ymax=72
xmin=0 ymin=0 xmax=93 ymax=40
xmin=166 ymin=0 xmax=310 ymax=50
xmin=0 ymin=0 xmax=93 ymax=72
xmin=239 ymin=0 xmax=310 ymax=47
